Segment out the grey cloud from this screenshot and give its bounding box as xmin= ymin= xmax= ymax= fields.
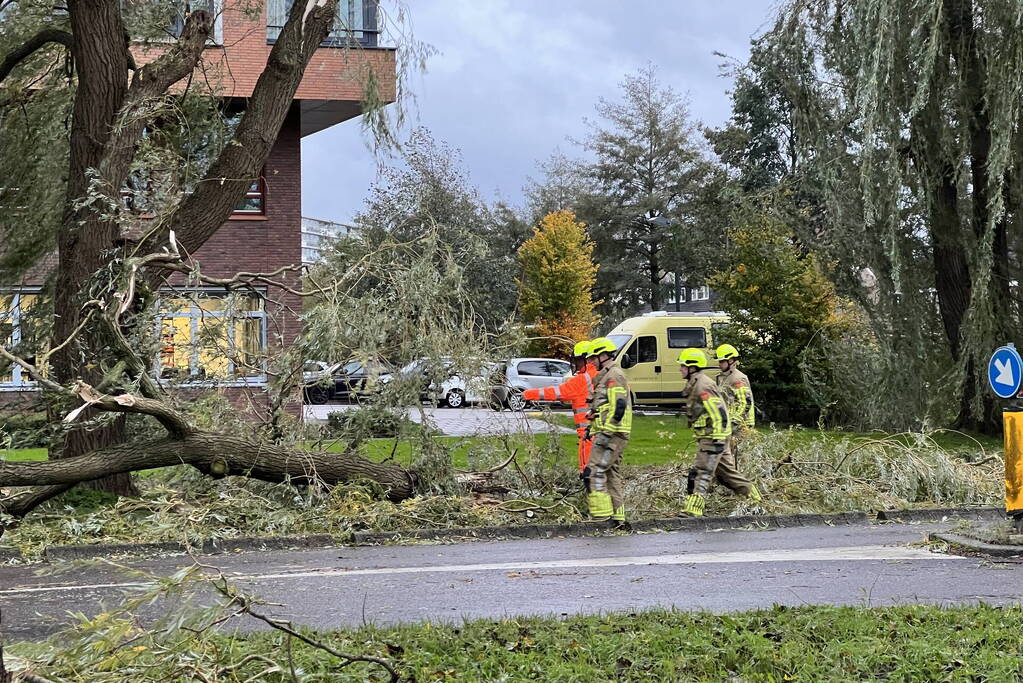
xmin=301 ymin=1 xmax=776 ymax=223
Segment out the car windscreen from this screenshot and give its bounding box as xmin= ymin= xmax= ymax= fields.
xmin=341 ymin=361 xmax=362 ymax=374
xmin=608 ymin=334 xmax=632 ymax=354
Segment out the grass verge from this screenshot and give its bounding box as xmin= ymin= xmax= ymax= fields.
xmin=1 ymin=418 xmax=1004 ymax=560
xmin=10 ymin=604 xmax=1023 ymax=681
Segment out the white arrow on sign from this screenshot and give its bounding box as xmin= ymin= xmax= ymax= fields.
xmin=994 ymin=358 xmax=1016 ymax=387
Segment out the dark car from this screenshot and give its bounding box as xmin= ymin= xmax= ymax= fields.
xmin=302 ymin=359 xmax=392 ymax=404
xmin=333 ymin=359 xmax=391 ymax=400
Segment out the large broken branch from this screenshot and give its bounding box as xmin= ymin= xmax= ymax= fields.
xmin=0 ymin=434 xmax=415 ymax=500
xmin=96 ymin=10 xmax=213 ymax=201
xmin=146 ymin=0 xmax=342 ymax=255
xmin=0 ymin=28 xmax=73 ymax=87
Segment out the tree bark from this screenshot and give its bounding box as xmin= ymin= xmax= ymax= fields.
xmin=1 ymin=434 xmax=415 ymax=518
xmin=944 ymin=0 xmax=1006 ymax=432
xmin=52 ymin=0 xmax=137 ymax=494
xmin=47 ymin=0 xmax=341 ymax=495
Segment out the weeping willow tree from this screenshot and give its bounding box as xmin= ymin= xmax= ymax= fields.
xmin=761 ymin=0 xmax=1023 ymax=432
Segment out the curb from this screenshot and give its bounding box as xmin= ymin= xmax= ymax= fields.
xmin=0 ymin=548 xmax=24 ymax=562
xmin=929 ymin=532 xmax=1023 ymax=559
xmin=42 ymin=534 xmax=336 ymax=562
xmin=350 ymin=511 xmax=870 ymax=545
xmin=18 ymin=506 xmax=1005 ymax=562
xmin=877 ymin=507 xmax=1004 ymax=523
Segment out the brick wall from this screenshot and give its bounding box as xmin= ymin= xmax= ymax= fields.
xmin=132 ymin=1 xmax=397 ymax=104
xmin=1 ymin=108 xmax=306 ymax=420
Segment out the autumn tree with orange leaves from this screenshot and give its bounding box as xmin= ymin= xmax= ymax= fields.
xmin=517 ymin=211 xmax=600 ymax=357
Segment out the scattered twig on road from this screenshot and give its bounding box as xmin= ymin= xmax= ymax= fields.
xmin=206 ymin=571 xmax=400 ymax=682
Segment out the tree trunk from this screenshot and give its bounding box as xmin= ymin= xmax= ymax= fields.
xmin=0 ymin=434 xmax=415 ymax=522
xmin=946 ymin=0 xmax=1006 ymax=433
xmin=648 ymin=246 xmax=662 ymax=311
xmin=51 ymin=0 xmax=136 ymax=494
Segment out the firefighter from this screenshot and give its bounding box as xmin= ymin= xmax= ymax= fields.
xmin=585 ymin=336 xmax=632 ymax=527
xmin=715 ymin=344 xmax=755 ymax=464
xmin=521 ymin=340 xmax=597 ymax=472
xmin=677 ymin=348 xmax=759 ymax=517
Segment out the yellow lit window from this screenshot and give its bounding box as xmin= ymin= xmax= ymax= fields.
xmin=0 ymin=292 xmax=42 ymax=387
xmin=157 ymin=291 xmax=266 ymax=382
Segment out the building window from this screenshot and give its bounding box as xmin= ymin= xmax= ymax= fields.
xmin=690 ymin=286 xmax=710 ymax=302
xmin=267 ymin=0 xmax=379 ymax=47
xmin=0 ymin=291 xmax=42 ymax=388
xmin=234 ymin=174 xmax=266 ymax=214
xmin=157 ymin=291 xmax=267 ymax=383
xmin=121 ymin=0 xmax=223 ymax=44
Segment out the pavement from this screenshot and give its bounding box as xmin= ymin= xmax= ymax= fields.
xmin=303 ymin=403 xmax=573 ymax=437
xmin=3 ymin=519 xmax=1020 ymax=641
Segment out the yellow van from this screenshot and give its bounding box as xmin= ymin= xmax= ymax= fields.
xmin=606 ymin=311 xmax=730 ymax=406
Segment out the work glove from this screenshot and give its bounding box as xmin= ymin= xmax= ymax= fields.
xmin=579 ymin=467 xmax=591 ymax=492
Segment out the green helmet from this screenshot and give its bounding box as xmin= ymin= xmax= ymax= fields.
xmin=676 ymin=348 xmax=708 ymax=368
xmin=587 ymin=337 xmax=618 ymax=358
xmin=715 ymin=344 xmax=740 ymax=361
xmin=573 ymin=340 xmax=593 ymax=358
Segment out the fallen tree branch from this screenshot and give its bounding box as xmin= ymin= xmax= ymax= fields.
xmin=208 ymin=574 xmax=399 ymax=682
xmin=0 ymin=433 xmax=415 ymax=515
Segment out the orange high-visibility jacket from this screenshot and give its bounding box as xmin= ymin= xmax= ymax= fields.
xmin=522 ymin=365 xmax=597 ymax=470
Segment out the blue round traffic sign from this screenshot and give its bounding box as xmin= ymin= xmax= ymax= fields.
xmin=989 ymin=345 xmax=1023 ymax=399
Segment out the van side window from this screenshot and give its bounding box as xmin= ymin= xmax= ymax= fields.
xmin=667 ymin=327 xmax=707 ymax=348
xmin=637 ymin=335 xmax=658 ymax=363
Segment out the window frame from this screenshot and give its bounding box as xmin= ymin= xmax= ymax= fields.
xmin=266 ymin=0 xmax=380 ymax=48
xmin=546 ymin=361 xmax=571 ymax=377
xmin=166 ymin=0 xmax=224 ymax=44
xmin=666 ymin=326 xmax=708 ymax=349
xmin=690 ymin=285 xmax=710 ymax=302
xmin=0 ymin=290 xmax=42 ymax=390
xmin=636 ymin=335 xmax=658 ymax=364
xmin=155 ymin=289 xmax=268 ymax=386
xmin=232 ymin=172 xmax=267 ymax=216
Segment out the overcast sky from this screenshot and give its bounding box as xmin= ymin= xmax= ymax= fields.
xmin=300 ymin=1 xmax=779 ymax=224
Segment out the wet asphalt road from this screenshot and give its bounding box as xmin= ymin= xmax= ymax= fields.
xmin=2 ymin=520 xmax=1020 ymax=641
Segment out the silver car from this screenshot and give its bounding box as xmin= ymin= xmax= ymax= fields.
xmin=491 ymin=358 xmax=573 ymax=411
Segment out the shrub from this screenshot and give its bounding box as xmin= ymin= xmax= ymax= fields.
xmin=325 ymin=406 xmax=408 ymax=441
xmin=0 ymin=411 xmax=51 ymax=448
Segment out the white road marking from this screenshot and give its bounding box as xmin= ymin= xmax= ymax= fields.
xmin=0 ymin=545 xmax=960 ymax=596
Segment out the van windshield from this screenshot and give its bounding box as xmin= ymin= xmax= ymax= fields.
xmin=608 ymin=334 xmax=632 ymax=355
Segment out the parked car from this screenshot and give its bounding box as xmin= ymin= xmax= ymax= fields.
xmin=302 ymin=360 xmax=338 ymax=404
xmin=490 ymin=358 xmax=572 ymax=411
xmin=302 ymin=359 xmax=392 ymax=404
xmin=380 ymin=357 xmax=498 ymax=408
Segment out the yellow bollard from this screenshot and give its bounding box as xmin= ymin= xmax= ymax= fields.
xmin=1005 ymin=408 xmax=1023 ymax=530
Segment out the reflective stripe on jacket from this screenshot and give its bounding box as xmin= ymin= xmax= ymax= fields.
xmin=591 ymin=362 xmax=632 ymax=436
xmin=522 ymin=366 xmax=596 ymax=428
xmin=717 ymin=367 xmax=755 ymax=429
xmin=685 ymin=371 xmax=731 ymax=439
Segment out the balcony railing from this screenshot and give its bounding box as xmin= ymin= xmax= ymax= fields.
xmin=267 ymin=0 xmax=379 ymax=48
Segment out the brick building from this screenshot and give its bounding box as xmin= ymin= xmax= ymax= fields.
xmin=0 ymin=0 xmax=394 ymax=412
